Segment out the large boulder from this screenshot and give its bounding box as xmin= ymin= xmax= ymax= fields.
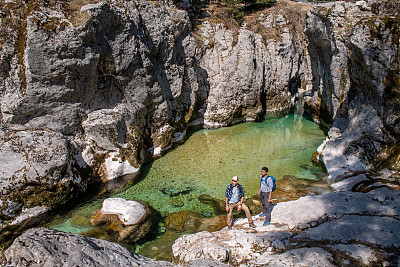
xmin=0 ymin=129 xmax=92 ymax=229
xmin=90 ymin=198 xmax=151 ymax=242
xmin=172 ymin=187 xmax=400 ymax=265
xmin=2 ymin=227 xmax=173 ymax=267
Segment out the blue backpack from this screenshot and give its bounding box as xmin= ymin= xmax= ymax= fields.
xmin=262 ymin=175 xmax=276 ymax=192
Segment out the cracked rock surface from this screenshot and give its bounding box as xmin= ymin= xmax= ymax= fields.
xmin=172 ymin=188 xmax=400 ymax=266
xmin=2 ymin=228 xmax=174 ymax=267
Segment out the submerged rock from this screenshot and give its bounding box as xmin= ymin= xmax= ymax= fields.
xmin=198 ymin=194 xmax=226 ymax=214
xmin=90 ymin=198 xmax=151 ymax=242
xmin=165 ymin=210 xmax=226 ymax=233
xmin=161 ymin=186 xmax=193 ymax=197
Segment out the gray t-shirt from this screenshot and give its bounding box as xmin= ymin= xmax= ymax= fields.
xmin=229 ymin=185 xmax=240 ymax=204
xmin=260 ymin=175 xmax=273 ymax=192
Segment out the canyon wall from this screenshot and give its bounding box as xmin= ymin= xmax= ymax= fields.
xmin=0 ymin=0 xmax=399 ymax=233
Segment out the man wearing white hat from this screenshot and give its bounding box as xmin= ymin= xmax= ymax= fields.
xmin=225 ymin=176 xmax=256 ymax=229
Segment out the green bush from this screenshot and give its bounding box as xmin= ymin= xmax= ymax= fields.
xmin=223 ymin=0 xmax=276 ymax=24
xmin=243 ymin=0 xmax=275 ymax=8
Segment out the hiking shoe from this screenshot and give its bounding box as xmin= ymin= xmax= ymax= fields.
xmin=249 ymin=223 xmax=256 ymax=228
xmin=263 ymin=221 xmax=270 ymax=226
xmin=259 ymin=213 xmax=266 ymax=217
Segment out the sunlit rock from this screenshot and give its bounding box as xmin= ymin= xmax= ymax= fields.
xmin=100 ymin=152 xmax=140 ymax=181
xmin=248 ymin=248 xmax=334 ymax=266
xmin=10 ymin=206 xmax=48 ymax=227
xmin=173 ymin=187 xmax=400 ymax=265
xmin=90 ymin=198 xmax=151 ymax=242
xmin=328 ymin=244 xmax=379 ymax=265
xmin=172 ymin=231 xmax=230 ymax=264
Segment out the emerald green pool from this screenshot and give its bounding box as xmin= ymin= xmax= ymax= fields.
xmin=117 ymin=114 xmax=327 ymax=217
xmin=46 ymin=114 xmax=327 ymax=258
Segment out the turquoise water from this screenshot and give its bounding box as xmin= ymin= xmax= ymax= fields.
xmin=116 ymin=114 xmax=326 ymax=217
xmin=46 ymin=114 xmax=327 ymax=257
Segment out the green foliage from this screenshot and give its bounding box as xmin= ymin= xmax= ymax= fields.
xmin=223 ymin=0 xmax=275 ymax=24
xmin=244 ymin=0 xmax=275 ymax=8
xmin=224 ymin=0 xmax=244 ymax=24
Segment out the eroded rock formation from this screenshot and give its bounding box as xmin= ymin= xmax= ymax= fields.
xmin=1 ymin=0 xmax=207 ymax=228
xmin=2 ymin=227 xmax=174 ymax=266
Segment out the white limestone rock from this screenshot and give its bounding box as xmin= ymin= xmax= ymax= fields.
xmin=172 ymin=221 xmax=293 ymax=265
xmin=366 ymin=187 xmax=400 ymax=217
xmin=295 ymin=215 xmax=400 ymax=248
xmin=100 ymin=198 xmax=147 ymax=225
xmin=1 ymin=201 xmax=21 ymax=218
xmin=10 ymin=206 xmax=48 ymax=226
xmin=101 ymin=152 xmax=140 ymax=181
xmin=181 ymin=259 xmax=228 ymax=266
xmin=356 ymin=1 xmax=370 ymax=11
xmin=0 ymin=130 xmax=69 ymax=195
xmin=82 ymin=109 xmax=129 ymax=152
xmin=91 ymin=198 xmax=152 ymax=242
xmin=272 ymin=190 xmax=400 ymax=229
xmin=199 ymin=5 xmax=312 ymax=126
xmin=0 ymin=129 xmax=88 ymax=222
xmin=305 ymin=1 xmax=399 ymax=183
xmin=173 ymin=188 xmax=400 ymax=265
xmin=0 ymin=0 xmax=205 ymax=215
xmin=329 ymin=244 xmax=378 ymax=265
xmin=329 ymin=174 xmax=369 ymax=191
xmin=172 ymin=231 xmax=229 ymax=263
xmin=248 ymin=247 xmax=334 ymax=267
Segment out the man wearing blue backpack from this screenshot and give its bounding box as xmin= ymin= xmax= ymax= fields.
xmin=258 ymin=166 xmax=276 ymax=226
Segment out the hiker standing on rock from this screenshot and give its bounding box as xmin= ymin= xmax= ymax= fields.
xmin=225 ymin=176 xmax=256 ymax=229
xmin=258 ymin=167 xmax=274 ymax=226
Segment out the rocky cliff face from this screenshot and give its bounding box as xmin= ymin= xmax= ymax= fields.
xmin=0 ymin=0 xmax=399 ymax=250
xmin=0 ymin=0 xmax=207 ymax=229
xmin=304 ymin=0 xmax=400 ymax=184
xmin=197 ymin=0 xmax=312 ymax=126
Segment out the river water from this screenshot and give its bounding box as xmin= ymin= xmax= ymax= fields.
xmin=45 ymin=114 xmax=329 ymax=260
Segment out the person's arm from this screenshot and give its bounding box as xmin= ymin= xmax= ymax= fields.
xmin=238 ymin=196 xmax=244 ymax=211
xmin=267 ymin=177 xmax=273 ymax=202
xmin=225 ymin=186 xmax=230 ymax=212
xmin=225 ymin=198 xmax=230 ymax=212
